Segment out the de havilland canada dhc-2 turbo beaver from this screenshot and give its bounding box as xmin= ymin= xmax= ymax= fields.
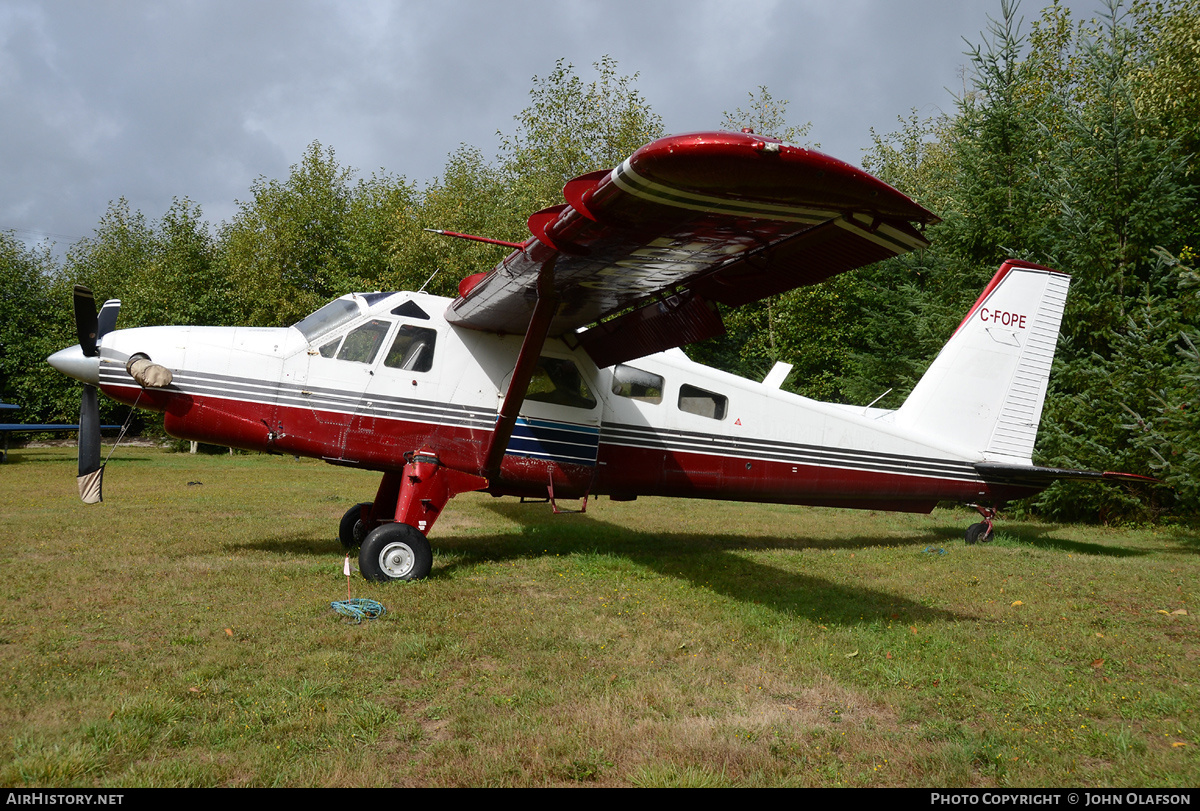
xmin=48 ymin=130 xmax=1149 ymax=581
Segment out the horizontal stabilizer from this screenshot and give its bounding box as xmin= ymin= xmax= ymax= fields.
xmin=975 ymin=463 xmax=1157 ymax=488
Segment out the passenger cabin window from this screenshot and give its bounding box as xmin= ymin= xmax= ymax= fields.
xmin=526 ymin=357 xmax=596 ymax=409
xmin=383 ymin=325 xmax=437 ymax=372
xmin=611 ymin=364 xmax=664 ymax=404
xmin=678 ymin=384 xmax=727 ymax=420
xmin=336 ymin=319 xmax=391 ymax=364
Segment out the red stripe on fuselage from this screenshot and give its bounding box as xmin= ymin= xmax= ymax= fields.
xmin=102 ymin=383 xmax=1020 ymax=510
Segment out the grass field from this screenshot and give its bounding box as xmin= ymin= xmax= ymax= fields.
xmin=0 ymin=446 xmax=1196 ymax=787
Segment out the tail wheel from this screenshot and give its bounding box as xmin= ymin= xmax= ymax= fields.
xmin=339 ymin=502 xmax=373 ymax=549
xmin=965 ymin=522 xmax=994 ymax=545
xmin=359 ymin=523 xmax=432 ymax=581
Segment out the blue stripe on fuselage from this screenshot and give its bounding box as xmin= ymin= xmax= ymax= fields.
xmin=505 ymin=417 xmax=599 ymax=465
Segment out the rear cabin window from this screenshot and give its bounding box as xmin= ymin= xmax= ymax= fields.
xmin=611 ymin=364 xmax=664 ymax=404
xmin=526 ymin=357 xmax=597 ymax=410
xmin=678 ymin=384 xmax=727 ymax=420
xmin=383 ymin=325 xmax=437 ymax=372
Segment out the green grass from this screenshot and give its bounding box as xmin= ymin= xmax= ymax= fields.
xmin=0 ymin=446 xmax=1196 ymax=787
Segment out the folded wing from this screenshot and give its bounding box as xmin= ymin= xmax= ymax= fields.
xmin=446 ymin=130 xmax=939 ymax=368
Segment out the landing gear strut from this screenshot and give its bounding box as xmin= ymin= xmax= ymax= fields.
xmin=350 ymin=448 xmax=487 ymax=582
xmin=964 ymin=503 xmax=995 ymax=544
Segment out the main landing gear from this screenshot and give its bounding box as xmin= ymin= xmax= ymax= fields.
xmin=340 ymin=449 xmax=487 ymax=582
xmin=360 ymin=523 xmax=433 ymax=581
xmin=339 ymin=502 xmax=372 ymax=550
xmin=964 ymin=503 xmax=996 ymax=545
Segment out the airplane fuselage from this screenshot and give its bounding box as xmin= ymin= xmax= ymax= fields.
xmin=91 ymin=289 xmax=1035 ymax=512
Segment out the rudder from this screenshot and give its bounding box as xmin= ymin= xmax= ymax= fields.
xmin=894 ymin=260 xmax=1070 ymax=464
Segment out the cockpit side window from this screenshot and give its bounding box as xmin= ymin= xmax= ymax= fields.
xmin=611 ymin=364 xmax=664 ymax=404
xmin=678 ymin=384 xmax=727 ymax=420
xmin=383 ymin=325 xmax=437 ymax=373
xmin=336 ymin=319 xmax=391 ymax=364
xmin=526 ymin=357 xmax=597 ymax=409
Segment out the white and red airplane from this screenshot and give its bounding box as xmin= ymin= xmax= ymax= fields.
xmin=48 ymin=130 xmax=1147 ymax=581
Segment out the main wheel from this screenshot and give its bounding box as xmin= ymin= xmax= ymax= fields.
xmin=339 ymin=502 xmax=373 ymax=549
xmin=359 ymin=523 xmax=433 ymax=582
xmin=965 ymin=522 xmax=994 ymax=545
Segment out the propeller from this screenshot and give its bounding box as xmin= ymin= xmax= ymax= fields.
xmin=73 ymin=286 xmax=99 ymax=357
xmin=69 ymin=285 xmax=120 ymax=503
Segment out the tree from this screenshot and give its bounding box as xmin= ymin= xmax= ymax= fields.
xmin=219 ymin=142 xmax=416 ymax=325
xmin=1119 ymin=249 xmax=1200 ymax=515
xmin=384 ymin=57 xmax=667 ymax=301
xmin=497 ymin=56 xmax=665 ymax=214
xmin=692 ymin=88 xmax=856 ymax=399
xmin=384 ymin=145 xmax=517 ymax=299
xmin=1028 ymin=2 xmax=1196 ymax=520
xmin=66 ymin=198 xmax=156 ymax=309
xmin=721 ymin=86 xmax=814 ymax=146
xmin=0 ymin=233 xmax=75 ymax=422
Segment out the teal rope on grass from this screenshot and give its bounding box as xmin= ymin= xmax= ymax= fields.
xmin=331 ymin=598 xmax=386 ymax=623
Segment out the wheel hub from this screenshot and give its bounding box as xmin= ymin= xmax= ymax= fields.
xmin=379 ymin=542 xmax=415 ymax=578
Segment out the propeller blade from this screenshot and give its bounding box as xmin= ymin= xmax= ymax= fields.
xmin=73 ymin=285 xmax=99 ymax=358
xmin=77 ymin=384 xmax=104 ymax=504
xmin=97 ymin=299 xmax=122 ymax=342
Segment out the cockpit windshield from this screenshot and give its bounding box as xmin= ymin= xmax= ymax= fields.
xmin=292 ymin=298 xmax=363 ymax=343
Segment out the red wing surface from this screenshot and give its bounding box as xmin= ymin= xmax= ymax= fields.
xmin=447 ymin=131 xmax=938 ymax=367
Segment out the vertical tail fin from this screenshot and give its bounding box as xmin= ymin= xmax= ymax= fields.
xmin=894 ymin=260 xmax=1070 ymax=464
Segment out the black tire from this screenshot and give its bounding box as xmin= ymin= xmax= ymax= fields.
xmin=359 ymin=523 xmax=432 ymax=582
xmin=339 ymin=502 xmax=372 ymax=549
xmin=965 ymin=522 xmax=994 ymax=545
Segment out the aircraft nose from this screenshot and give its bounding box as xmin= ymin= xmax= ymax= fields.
xmin=47 ymin=345 xmax=100 ymax=385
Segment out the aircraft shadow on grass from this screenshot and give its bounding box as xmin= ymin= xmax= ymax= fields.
xmin=232 ymin=499 xmax=1198 ymax=624
xmin=229 ymin=514 xmax=960 ymax=625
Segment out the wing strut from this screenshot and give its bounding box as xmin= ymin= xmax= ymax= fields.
xmin=482 ymin=257 xmax=559 ymax=479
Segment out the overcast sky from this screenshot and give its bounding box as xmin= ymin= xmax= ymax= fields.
xmin=2 ymin=0 xmax=1105 ymax=254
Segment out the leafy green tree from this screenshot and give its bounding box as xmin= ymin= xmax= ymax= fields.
xmin=149 ymin=198 xmax=229 ymax=326
xmin=1036 ymin=250 xmax=1198 ymax=521
xmin=384 ymin=145 xmax=518 ymax=299
xmin=343 ymin=170 xmax=419 ymax=291
xmin=848 ymin=0 xmax=1198 ymax=523
xmin=1030 ymin=2 xmax=1195 ymax=520
xmin=66 ymin=197 xmax=156 ymax=309
xmin=220 ymin=142 xmax=358 ymax=326
xmin=218 ymin=143 xmax=419 ymax=325
xmin=498 ymin=56 xmax=665 ymax=214
xmin=388 ymin=56 xmax=666 ymax=301
xmin=721 ymin=86 xmax=814 ymax=146
xmin=0 ymin=233 xmax=75 ymax=422
xmin=1119 ymin=249 xmax=1200 ymax=515
xmin=64 ymin=197 xmax=227 ymax=328
xmin=1132 ymin=0 xmax=1200 ymax=158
